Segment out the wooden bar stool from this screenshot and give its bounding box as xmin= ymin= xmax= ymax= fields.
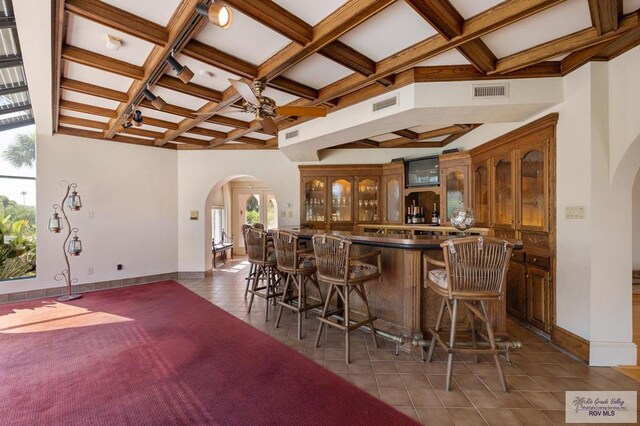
xmin=423 ymin=236 xmax=514 ymax=392
xmin=241 ymin=224 xmax=256 ymax=298
xmin=273 ymin=230 xmax=324 ymax=340
xmin=246 ymin=227 xmax=282 ymax=321
xmin=312 ymin=234 xmax=381 ymax=364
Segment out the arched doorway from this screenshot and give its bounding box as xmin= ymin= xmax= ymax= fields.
xmin=633 ymin=170 xmax=640 ymax=366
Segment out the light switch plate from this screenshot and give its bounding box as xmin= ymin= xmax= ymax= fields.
xmin=565 ymin=206 xmax=586 ymax=219
xmin=280 ymin=211 xmax=286 ymax=218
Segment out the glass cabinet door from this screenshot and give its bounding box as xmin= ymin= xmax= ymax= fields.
xmin=385 ymin=177 xmax=402 ymax=223
xmin=473 ymin=165 xmax=489 ymax=225
xmin=303 ymin=177 xmax=326 ymax=222
xmin=519 ymin=149 xmax=545 ymax=229
xmin=356 ymin=178 xmax=379 ymax=222
xmin=331 ymin=178 xmax=352 ymax=222
xmin=494 ymin=156 xmax=513 ymax=227
xmin=445 ymin=170 xmax=465 ymax=221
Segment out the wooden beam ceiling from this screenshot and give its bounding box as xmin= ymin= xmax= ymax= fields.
xmin=588 ymin=0 xmax=623 ymax=35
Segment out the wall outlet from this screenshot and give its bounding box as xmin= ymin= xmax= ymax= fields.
xmin=565 ymin=206 xmax=586 ymax=219
xmin=288 ymin=211 xmax=293 ymax=218
xmin=88 ymin=267 xmax=94 ymax=275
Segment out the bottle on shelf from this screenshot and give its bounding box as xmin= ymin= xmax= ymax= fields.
xmin=431 ymin=202 xmax=439 ymax=225
xmin=406 ymin=207 xmax=412 ymax=224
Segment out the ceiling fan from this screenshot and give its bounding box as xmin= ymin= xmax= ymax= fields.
xmin=197 ymin=79 xmax=327 ymax=134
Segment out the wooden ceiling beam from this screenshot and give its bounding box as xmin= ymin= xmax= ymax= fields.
xmin=156 ymin=75 xmax=222 ymax=102
xmin=588 ymin=0 xmax=623 ymax=35
xmin=223 ymin=0 xmax=312 ymax=45
xmin=65 ymin=0 xmax=168 ymax=45
xmin=413 ymin=63 xmax=561 ymax=82
xmin=354 ymin=139 xmax=380 ymax=147
xmin=591 ymin=26 xmax=640 ymax=60
xmin=489 ymin=13 xmax=638 ymax=75
xmin=268 ymin=76 xmax=319 ymax=101
xmin=58 ymin=114 xmax=108 ymax=130
xmin=140 ymin=116 xmax=180 ymax=130
xmin=381 ymin=124 xmax=471 ymax=148
xmin=560 ymin=40 xmax=614 ymax=74
xmin=57 ymin=125 xmax=177 ymax=149
xmin=182 ymin=40 xmax=258 ymax=79
xmin=62 ymin=45 xmax=144 ymax=79
xmin=60 ymin=78 xmax=128 ymax=102
xmin=392 ymin=129 xmax=419 ymax=140
xmin=258 ymin=0 xmax=396 ymax=80
xmin=59 ymin=99 xmax=117 ymax=118
xmin=319 ymin=40 xmax=394 ymax=86
xmin=186 ymin=126 xmax=226 ymax=139
xmin=173 ymin=136 xmax=210 ymax=147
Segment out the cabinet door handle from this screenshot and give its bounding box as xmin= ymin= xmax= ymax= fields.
xmin=516 ymin=220 xmax=520 ymax=224
xmin=532 ymin=257 xmax=538 ymax=263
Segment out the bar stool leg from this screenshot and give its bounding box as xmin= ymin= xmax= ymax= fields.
xmin=275 ymin=273 xmax=292 ymax=329
xmin=358 ymin=284 xmax=378 ymax=349
xmin=344 ymin=285 xmax=350 ymax=364
xmin=445 ymin=299 xmax=459 ymax=392
xmin=247 ymin=265 xmax=262 ymax=314
xmin=426 ymin=298 xmax=447 ymax=363
xmin=481 ymin=300 xmax=508 ymax=392
xmin=265 ymin=266 xmax=273 ymax=321
xmin=296 ymin=274 xmax=303 ymax=340
xmin=315 ymin=285 xmax=335 ymax=348
xmin=244 ymin=263 xmax=255 ymax=298
xmin=469 ymin=301 xmax=479 ymax=363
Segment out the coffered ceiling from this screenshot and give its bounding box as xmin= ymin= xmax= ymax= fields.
xmin=51 ymin=0 xmax=640 ymax=152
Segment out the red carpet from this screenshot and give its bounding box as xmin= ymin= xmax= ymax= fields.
xmin=0 ymin=281 xmax=418 ymax=425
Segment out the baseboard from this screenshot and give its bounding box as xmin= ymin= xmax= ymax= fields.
xmin=589 ymin=341 xmax=637 ymax=366
xmin=550 ymin=325 xmax=590 ymax=363
xmin=177 ymin=271 xmax=208 ymax=279
xmin=0 ymin=272 xmax=179 ymax=304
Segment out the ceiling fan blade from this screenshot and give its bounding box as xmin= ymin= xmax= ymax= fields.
xmin=229 ymin=79 xmax=259 ymax=105
xmin=261 ymin=116 xmax=279 ymax=135
xmin=275 ymin=106 xmax=327 ymax=117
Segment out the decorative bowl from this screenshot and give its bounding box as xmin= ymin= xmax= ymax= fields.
xmin=450 ymin=207 xmax=476 ymax=233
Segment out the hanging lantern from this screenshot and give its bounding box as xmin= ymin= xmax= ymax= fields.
xmin=67 ymin=189 xmax=82 ymax=211
xmin=68 ymin=234 xmax=83 ymax=256
xmin=48 ymin=212 xmax=63 ymax=233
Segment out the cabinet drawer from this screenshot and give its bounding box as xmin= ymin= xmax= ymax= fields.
xmin=527 ymin=254 xmax=550 ymax=269
xmin=510 ymin=250 xmax=526 ymax=263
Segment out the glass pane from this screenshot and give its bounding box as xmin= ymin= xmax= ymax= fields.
xmin=474 ymin=166 xmax=489 ymax=224
xmin=245 ymin=194 xmax=260 ymax=225
xmin=386 ymin=178 xmax=401 ymax=222
xmin=331 ymin=179 xmax=352 ymax=222
xmin=267 ymin=194 xmax=278 ymax=229
xmin=357 ymin=178 xmax=378 ymax=222
xmin=0 ymin=177 xmax=36 ymax=280
xmin=445 ymin=171 xmax=465 ymax=220
xmin=520 ymin=150 xmax=544 ymax=227
xmin=495 ymin=159 xmax=513 ymax=225
xmin=304 ymin=179 xmax=325 ymax=222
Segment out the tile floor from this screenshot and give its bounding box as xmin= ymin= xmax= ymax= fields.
xmin=178 ymin=258 xmax=640 ymax=425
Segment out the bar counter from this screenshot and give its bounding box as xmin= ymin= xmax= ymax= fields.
xmin=278 ymin=227 xmax=521 ymax=341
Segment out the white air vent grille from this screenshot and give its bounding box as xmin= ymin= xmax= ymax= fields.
xmin=372 ymin=95 xmax=398 ymax=112
xmin=285 ymin=129 xmax=299 ymax=140
xmin=473 ymin=83 xmax=509 ymax=98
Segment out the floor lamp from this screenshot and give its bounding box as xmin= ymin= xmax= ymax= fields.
xmin=48 ymin=181 xmax=83 ymax=301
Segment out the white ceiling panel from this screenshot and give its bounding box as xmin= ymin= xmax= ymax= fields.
xmin=195 ymin=11 xmax=290 ymax=66
xmin=151 ymin=86 xmax=209 ymax=110
xmin=217 ymin=110 xmax=255 ymax=122
xmin=138 ymin=108 xmax=183 ymax=123
xmin=175 ymin=55 xmax=242 ymax=92
xmin=624 ymin=0 xmax=640 ymax=13
xmin=338 ymin=2 xmax=437 ymax=62
xmin=369 ymin=133 xmax=398 ymax=142
xmin=65 ymin=15 xmax=155 ymax=67
xmin=60 ymin=110 xmax=110 ymax=123
xmin=197 ymin=121 xmax=235 ymax=133
xmin=64 ymin=62 xmax=134 ymax=92
xmin=58 ymin=123 xmax=104 ymax=133
xmin=281 ymin=53 xmax=353 ymax=90
xmin=272 ymin=0 xmax=348 ymax=26
xmin=139 ymin=124 xmax=167 ymax=134
xmin=417 ymin=49 xmax=470 ymax=66
xmin=408 ymin=124 xmax=451 ymax=133
xmin=183 ymin=132 xmax=210 ymax=140
xmin=262 ymin=87 xmax=299 ymax=106
xmin=62 ymin=90 xmax=120 ymax=109
xmin=101 ymin=0 xmax=181 ymax=26
xmin=246 ymin=132 xmax=272 ymax=140
xmin=420 ymin=135 xmax=449 ymax=142
xmin=481 ymin=0 xmax=592 ymax=59
xmin=449 ymin=0 xmax=504 ymax=19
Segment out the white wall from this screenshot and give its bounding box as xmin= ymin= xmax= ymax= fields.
xmin=634 ymin=171 xmax=640 ymax=270
xmin=0 ymin=133 xmax=178 ymax=295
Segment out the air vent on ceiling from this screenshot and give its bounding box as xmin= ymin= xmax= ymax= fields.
xmin=372 ymin=95 xmax=398 ymax=112
xmin=285 ymin=129 xmax=299 ymax=140
xmin=472 ymin=83 xmax=509 ymax=99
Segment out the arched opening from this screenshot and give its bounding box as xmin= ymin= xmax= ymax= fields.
xmin=204 ymin=175 xmax=278 ymax=269
xmin=633 ymin=170 xmax=640 ymax=366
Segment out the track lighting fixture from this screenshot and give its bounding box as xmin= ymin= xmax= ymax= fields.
xmin=143 ymin=88 xmax=166 ymax=110
xmin=166 ymin=54 xmax=194 ymax=84
xmin=132 ymin=110 xmax=144 ymax=127
xmin=118 ymin=121 xmax=133 ymax=132
xmin=196 ymin=2 xmax=233 ymax=29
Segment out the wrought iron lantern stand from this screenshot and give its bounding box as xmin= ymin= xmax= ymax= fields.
xmin=48 ymin=181 xmax=83 ymax=301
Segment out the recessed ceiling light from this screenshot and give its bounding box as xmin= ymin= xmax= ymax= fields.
xmin=105 ymin=35 xmax=123 ymax=51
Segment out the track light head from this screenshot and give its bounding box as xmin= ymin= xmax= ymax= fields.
xmin=143 ymin=88 xmax=166 ymax=110
xmin=196 ymin=2 xmax=232 ymax=29
xmin=166 ymin=54 xmax=194 ymax=84
xmin=132 ymin=110 xmax=144 ymax=127
xmin=118 ymin=121 xmax=133 ymax=132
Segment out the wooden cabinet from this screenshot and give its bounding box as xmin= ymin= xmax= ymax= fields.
xmin=439 ymin=152 xmax=470 ymax=225
xmin=381 ymin=162 xmax=404 ymax=224
xmin=330 ymin=177 xmax=353 ymax=223
xmin=355 ymin=177 xmax=380 ymax=222
xmin=472 ymin=160 xmax=490 ymax=227
xmin=302 ymin=177 xmax=327 ymax=223
xmin=507 ymin=259 xmax=527 ymax=320
xmin=526 ymin=265 xmax=551 ymax=332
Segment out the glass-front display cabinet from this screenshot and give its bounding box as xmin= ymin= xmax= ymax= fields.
xmin=473 ymin=162 xmax=490 ymax=226
xmin=302 ymin=177 xmax=326 ymax=223
xmin=493 ymin=152 xmax=514 ymax=228
xmin=518 ymin=148 xmax=546 ymax=231
xmin=331 ymin=178 xmax=352 ymax=222
xmin=439 ymin=152 xmax=470 ymax=225
xmin=356 ymin=177 xmax=379 ymax=222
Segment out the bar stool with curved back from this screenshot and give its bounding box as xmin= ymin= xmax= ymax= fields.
xmin=273 ymin=230 xmax=324 ymax=339
xmin=241 ymin=224 xmax=254 ymax=298
xmin=246 ymin=227 xmax=282 ymax=321
xmin=423 ymin=236 xmax=514 ymax=392
xmin=313 ymin=235 xmax=381 ymax=364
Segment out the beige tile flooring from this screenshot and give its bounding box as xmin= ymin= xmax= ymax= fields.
xmin=178 ymin=258 xmax=640 ymax=426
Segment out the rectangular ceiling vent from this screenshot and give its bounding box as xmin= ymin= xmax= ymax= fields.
xmin=285 ymin=129 xmax=299 ymax=140
xmin=372 ymin=95 xmax=398 ymax=112
xmin=472 ymin=83 xmax=509 ymax=99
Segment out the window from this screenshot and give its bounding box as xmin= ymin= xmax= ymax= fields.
xmin=1 ymin=125 xmax=36 ymax=281
xmin=212 ymin=207 xmax=225 ymax=243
